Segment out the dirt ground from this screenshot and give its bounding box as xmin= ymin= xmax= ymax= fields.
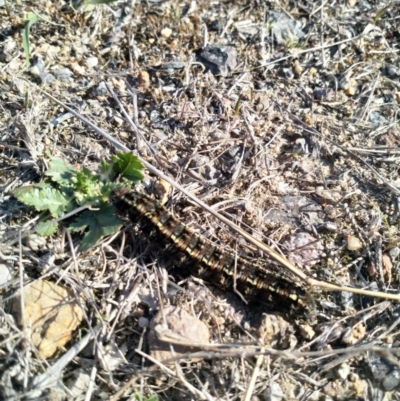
xmin=1 ymin=0 xmax=400 ymax=400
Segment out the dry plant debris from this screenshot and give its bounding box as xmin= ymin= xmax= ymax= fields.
xmin=2 ymin=0 xmax=400 ymax=400
xmin=12 ymin=279 xmax=84 ymax=359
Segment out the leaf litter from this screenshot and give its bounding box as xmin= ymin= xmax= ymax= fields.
xmin=1 ymin=0 xmax=400 ymax=400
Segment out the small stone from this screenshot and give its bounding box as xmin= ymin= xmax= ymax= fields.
xmin=263 ymin=381 xmax=283 ymax=401
xmin=24 ymin=234 xmax=47 ymax=252
xmin=160 ymin=27 xmax=172 ymax=38
xmin=280 ymin=67 xmax=294 ymax=79
xmin=308 ymin=67 xmax=318 ymax=76
xmin=324 ymin=204 xmax=336 ymax=217
xmin=340 ymin=77 xmax=357 ymax=95
xmin=41 ymin=73 xmax=55 ymax=84
xmin=29 ymin=56 xmax=46 ymax=76
xmin=86 ymin=56 xmax=98 ymax=69
xmin=208 ymin=19 xmax=221 ymax=31
xmin=349 ymin=378 xmax=366 ymax=397
xmin=0 ymin=263 xmax=13 ymax=286
xmin=336 ymin=363 xmax=350 ymax=380
xmin=195 ymin=44 xmax=237 ymax=76
xmin=65 ymin=368 xmax=91 ymax=398
xmin=211 ymin=316 xmax=225 ymax=326
xmin=389 ymin=247 xmax=400 ymax=259
xmin=112 ymin=115 xmax=124 ymax=127
xmin=282 ymin=232 xmax=324 ymax=267
xmin=324 ymin=222 xmax=338 ymax=231
xmin=54 ymin=68 xmax=74 ymax=83
xmin=92 ymin=82 xmax=108 ymax=97
xmin=303 ymin=114 xmax=312 ymax=125
xmin=148 ymin=305 xmax=210 ymax=364
xmin=346 ymin=235 xmax=363 ymax=251
xmin=323 ymin=380 xmax=346 ymax=398
xmin=341 ymin=323 xmax=366 ymax=345
xmin=160 ymin=58 xmax=185 ymax=72
xmin=292 ymin=59 xmax=303 ymax=76
xmin=98 ymin=339 xmax=127 ymax=371
xmin=268 ymin=11 xmax=305 ymax=44
xmin=298 ymin=323 xmax=316 ymax=340
xmin=313 ymin=87 xmax=333 ymax=101
xmin=29 ymin=65 xmax=41 ymax=76
xmin=138 ymin=317 xmax=149 ymax=328
xmin=138 ymin=70 xmax=150 ymax=89
xmin=348 ymin=372 xmax=358 ymax=382
xmin=258 ymin=314 xmax=296 ymax=347
xmin=344 ymin=86 xmax=356 ymax=96
xmin=367 ymin=352 xmax=400 ymax=390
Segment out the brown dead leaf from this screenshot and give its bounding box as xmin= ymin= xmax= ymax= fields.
xmin=12 ymin=280 xmax=84 ymax=359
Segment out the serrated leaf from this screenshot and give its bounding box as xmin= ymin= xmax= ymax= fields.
xmin=111 ymin=152 xmax=144 ymax=183
xmin=99 ymin=182 xmax=124 ymax=200
xmin=98 ymin=160 xmax=116 ymax=182
xmin=69 ymin=204 xmax=123 ymax=251
xmin=13 ymin=185 xmax=69 ymax=217
xmin=71 ymin=168 xmax=103 ymax=204
xmin=133 ymin=393 xmax=159 ymax=401
xmin=36 ymin=221 xmax=58 ymax=236
xmin=45 ymin=157 xmax=75 ymax=185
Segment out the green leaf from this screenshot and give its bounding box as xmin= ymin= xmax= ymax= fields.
xmin=69 ymin=204 xmax=123 ymax=251
xmin=13 ymin=185 xmax=69 ymax=217
xmin=22 ymin=12 xmax=39 ymax=67
xmin=133 ymin=394 xmax=159 ymax=401
xmin=98 ymin=182 xmax=124 ymax=200
xmin=374 ymin=1 xmax=393 ymax=24
xmin=98 ymin=160 xmax=116 ymax=182
xmin=36 ymin=220 xmax=58 ymax=236
xmin=111 ymin=152 xmax=144 ymax=183
xmin=45 ymin=157 xmax=75 ymax=185
xmin=71 ymin=168 xmax=102 ymax=203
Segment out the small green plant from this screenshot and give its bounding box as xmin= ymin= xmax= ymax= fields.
xmin=374 ymin=1 xmax=393 ymax=24
xmin=22 ymin=12 xmax=39 ymax=67
xmin=133 ymin=393 xmax=159 ymax=401
xmin=13 ymin=152 xmax=144 ymax=251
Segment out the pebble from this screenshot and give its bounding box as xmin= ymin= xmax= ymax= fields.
xmin=0 ymin=263 xmax=13 ymax=286
xmin=346 ymin=234 xmax=363 ymax=251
